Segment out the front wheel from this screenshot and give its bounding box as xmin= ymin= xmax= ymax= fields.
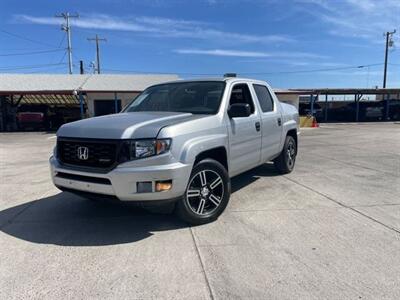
xmin=176 ymin=159 xmax=230 ymax=225
xmin=274 ymin=135 xmax=297 ymax=174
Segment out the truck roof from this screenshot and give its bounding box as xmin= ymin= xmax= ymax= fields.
xmin=162 ymin=77 xmax=269 ymax=85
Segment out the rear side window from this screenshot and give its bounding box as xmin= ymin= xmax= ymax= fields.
xmin=229 ymin=84 xmax=255 ymax=113
xmin=253 ymin=84 xmax=274 ymax=112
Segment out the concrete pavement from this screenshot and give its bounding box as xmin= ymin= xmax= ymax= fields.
xmin=0 ymin=123 xmax=399 ymax=299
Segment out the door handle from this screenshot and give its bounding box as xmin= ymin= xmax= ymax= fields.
xmin=255 ymin=121 xmax=261 ymax=132
xmin=277 ymin=118 xmax=282 ymax=126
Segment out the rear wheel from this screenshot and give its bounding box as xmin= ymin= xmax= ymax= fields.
xmin=274 ymin=135 xmax=297 ymax=174
xmin=176 ymin=159 xmax=230 ymax=225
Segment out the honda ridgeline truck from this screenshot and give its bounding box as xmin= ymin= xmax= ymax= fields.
xmin=50 ymin=76 xmax=299 ymax=224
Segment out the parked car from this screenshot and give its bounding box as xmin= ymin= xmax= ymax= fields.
xmin=365 ymin=102 xmax=383 ymax=120
xmin=50 ymin=76 xmax=299 ymax=224
xmin=299 ymin=102 xmax=323 ymax=118
xmin=17 ymin=112 xmax=45 ymax=130
xmin=299 ymin=102 xmax=325 ymax=122
xmin=386 ymin=100 xmax=400 ymax=120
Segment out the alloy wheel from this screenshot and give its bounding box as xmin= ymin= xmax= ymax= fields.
xmin=186 ymin=169 xmax=224 ymax=216
xmin=286 ymin=140 xmax=296 ymax=168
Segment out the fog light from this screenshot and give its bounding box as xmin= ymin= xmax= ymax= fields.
xmin=137 ymin=181 xmax=152 ymax=193
xmin=155 ymin=180 xmax=172 ymax=192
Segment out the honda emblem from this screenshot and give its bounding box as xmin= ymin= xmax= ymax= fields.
xmin=77 ymin=146 xmax=89 ymax=160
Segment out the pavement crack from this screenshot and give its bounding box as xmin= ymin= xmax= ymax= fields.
xmin=283 ymin=176 xmax=400 ymax=235
xmin=189 ymin=227 xmax=215 ymax=300
xmin=310 ymin=152 xmax=395 ymax=175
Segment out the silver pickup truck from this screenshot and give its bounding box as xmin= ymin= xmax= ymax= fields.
xmin=50 ymin=76 xmax=299 ymax=224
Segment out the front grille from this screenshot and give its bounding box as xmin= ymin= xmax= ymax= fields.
xmin=58 ymin=138 xmax=119 ymax=169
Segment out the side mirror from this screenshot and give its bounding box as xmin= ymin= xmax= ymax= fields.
xmin=228 ymin=103 xmax=251 ymax=118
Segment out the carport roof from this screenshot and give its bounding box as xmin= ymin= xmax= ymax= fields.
xmin=0 ymin=74 xmax=179 ymax=95
xmin=275 ymin=88 xmax=400 ymax=95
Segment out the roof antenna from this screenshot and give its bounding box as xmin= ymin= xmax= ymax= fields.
xmin=224 ymin=73 xmax=237 ymax=78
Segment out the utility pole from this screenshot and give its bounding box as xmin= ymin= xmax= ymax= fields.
xmin=56 ymin=12 xmax=79 ymax=74
xmin=383 ymin=30 xmax=396 ymax=88
xmin=87 ymin=34 xmax=106 ymax=74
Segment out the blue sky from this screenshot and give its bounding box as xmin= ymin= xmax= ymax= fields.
xmin=0 ymin=0 xmax=399 ymax=88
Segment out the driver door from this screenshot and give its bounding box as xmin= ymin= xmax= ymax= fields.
xmin=227 ymin=83 xmax=262 ymax=176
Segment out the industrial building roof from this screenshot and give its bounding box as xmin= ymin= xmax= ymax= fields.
xmin=0 ymin=74 xmax=179 ymax=94
xmin=1 ymin=74 xmax=398 ymax=97
xmin=275 ymin=88 xmax=400 ymax=95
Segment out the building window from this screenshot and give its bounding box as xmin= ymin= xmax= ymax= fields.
xmin=94 ymin=100 xmax=121 ymax=116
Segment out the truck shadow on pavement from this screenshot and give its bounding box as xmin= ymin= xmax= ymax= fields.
xmin=0 ymin=163 xmax=280 ymax=246
xmin=231 ymin=162 xmax=280 ymax=193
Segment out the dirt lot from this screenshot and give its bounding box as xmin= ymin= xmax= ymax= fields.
xmin=1 ymin=123 xmax=399 ymax=299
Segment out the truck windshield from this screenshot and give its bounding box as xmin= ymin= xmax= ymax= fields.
xmin=123 ymin=81 xmax=226 ymax=115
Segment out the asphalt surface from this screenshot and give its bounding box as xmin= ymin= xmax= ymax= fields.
xmin=1 ymin=123 xmax=399 ymax=299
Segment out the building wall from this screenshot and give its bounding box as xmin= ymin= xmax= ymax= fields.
xmin=85 ymin=92 xmax=139 ymax=117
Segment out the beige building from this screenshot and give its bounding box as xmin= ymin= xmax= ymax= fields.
xmin=11 ymin=74 xmax=398 ymax=130
xmin=0 ymin=74 xmax=302 ymax=131
xmin=0 ymin=74 xmax=179 ymax=130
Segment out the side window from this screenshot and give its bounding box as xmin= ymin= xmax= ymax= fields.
xmin=229 ymin=84 xmax=255 ymax=113
xmin=253 ymin=84 xmax=274 ymax=113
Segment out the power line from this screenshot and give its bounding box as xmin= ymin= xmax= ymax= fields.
xmin=239 ymin=63 xmax=384 ymax=76
xmin=56 ymin=33 xmax=66 ymax=48
xmin=0 ymin=49 xmax=64 ymax=57
xmin=0 ymin=63 xmax=67 ymax=71
xmin=102 ymin=68 xmax=202 ymax=75
xmin=102 ymin=63 xmax=384 ymax=76
xmin=56 ymin=50 xmax=68 ymax=65
xmin=0 ymin=28 xmax=58 ymax=48
xmin=27 ymin=65 xmax=70 ymax=74
xmin=49 ymin=33 xmax=67 ymax=65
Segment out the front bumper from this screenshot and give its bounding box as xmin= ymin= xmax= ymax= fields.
xmin=49 ymin=156 xmax=192 ymax=201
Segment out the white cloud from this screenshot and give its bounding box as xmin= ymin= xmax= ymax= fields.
xmin=175 ymin=49 xmax=271 ymax=57
xmin=14 ymin=14 xmax=294 ymax=44
xmin=296 ymin=0 xmax=399 ymax=41
xmin=136 ymin=16 xmax=208 ymax=28
xmin=278 ymin=61 xmax=346 ymax=67
xmin=174 ymin=48 xmax=328 ymax=59
xmin=16 ymin=14 xmax=155 ymax=32
xmin=345 ymin=0 xmax=376 ymax=12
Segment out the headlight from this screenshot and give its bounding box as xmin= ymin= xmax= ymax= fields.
xmin=135 ymin=140 xmax=156 ymax=158
xmin=120 ymin=139 xmax=171 ymax=161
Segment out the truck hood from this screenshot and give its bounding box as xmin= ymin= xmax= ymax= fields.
xmin=57 ymin=112 xmax=198 ymax=139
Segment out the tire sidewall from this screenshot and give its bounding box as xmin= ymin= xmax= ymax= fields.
xmin=178 ymin=159 xmax=230 ymax=224
xmin=284 ymin=135 xmax=296 ymax=171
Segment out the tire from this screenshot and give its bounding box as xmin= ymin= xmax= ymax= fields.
xmin=176 ymin=159 xmax=230 ymax=225
xmin=274 ymin=135 xmax=297 ymax=174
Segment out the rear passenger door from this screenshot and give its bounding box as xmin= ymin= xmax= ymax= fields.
xmin=252 ymin=84 xmax=282 ymax=161
xmin=227 ymin=83 xmax=262 ymax=176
